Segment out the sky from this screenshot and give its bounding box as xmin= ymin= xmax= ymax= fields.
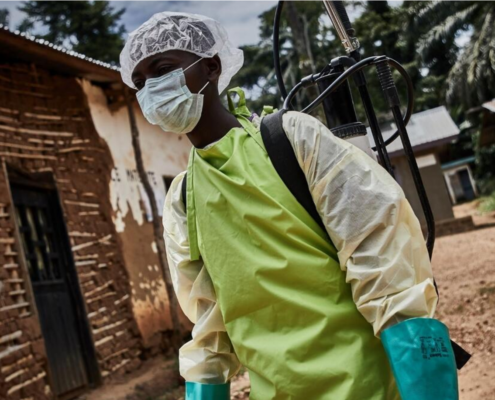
xmin=0 ymin=1 xmax=377 ymax=47
xmin=0 ymin=1 xmax=279 ymax=47
xmin=118 ymin=1 xmax=278 ymax=46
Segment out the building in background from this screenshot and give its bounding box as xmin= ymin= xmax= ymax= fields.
xmin=480 ymin=99 xmax=495 ymax=147
xmin=442 ymin=156 xmax=478 ymax=205
xmin=369 ymin=107 xmax=461 ymax=225
xmin=0 ymin=26 xmax=190 ymax=400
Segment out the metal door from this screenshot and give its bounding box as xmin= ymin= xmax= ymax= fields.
xmin=11 ymin=184 xmax=92 ymax=398
xmin=458 ymin=169 xmax=475 ymax=201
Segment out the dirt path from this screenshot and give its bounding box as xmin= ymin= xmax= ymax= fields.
xmin=80 ymin=203 xmax=495 ymax=400
xmin=432 ymin=223 xmax=495 ymax=399
xmin=79 ymin=357 xmax=183 ymax=400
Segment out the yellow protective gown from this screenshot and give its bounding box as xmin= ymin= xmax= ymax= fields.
xmin=162 ymin=110 xmax=437 ymax=398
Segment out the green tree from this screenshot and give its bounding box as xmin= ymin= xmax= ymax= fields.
xmin=233 ymin=1 xmax=436 ymax=122
xmin=411 ymin=1 xmax=495 ymax=194
xmin=230 ymin=2 xmax=343 ymax=113
xmin=17 ymin=1 xmax=125 ymax=64
xmin=353 ymin=1 xmax=463 ymax=116
xmin=0 ymin=8 xmax=9 ymax=27
xmin=352 ymin=1 xmax=414 ymax=121
xmin=413 ymin=1 xmax=495 ymax=111
xmin=472 ymin=132 xmax=495 ymax=194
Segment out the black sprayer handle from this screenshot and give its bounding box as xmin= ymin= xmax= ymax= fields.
xmin=331 ymin=1 xmax=355 ymax=36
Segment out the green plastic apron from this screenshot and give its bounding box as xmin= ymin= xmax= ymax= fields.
xmin=186 ymin=89 xmax=400 ymax=400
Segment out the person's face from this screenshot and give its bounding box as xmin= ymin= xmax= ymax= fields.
xmin=131 ymin=50 xmax=221 ymax=96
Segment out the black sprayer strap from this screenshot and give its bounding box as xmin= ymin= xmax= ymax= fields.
xmin=181 ymin=173 xmax=187 ymax=210
xmin=260 ymin=110 xmax=326 ymax=234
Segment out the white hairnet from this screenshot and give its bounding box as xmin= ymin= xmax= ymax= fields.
xmin=120 ymin=11 xmax=244 ymax=93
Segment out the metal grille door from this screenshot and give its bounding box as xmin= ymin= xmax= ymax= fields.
xmin=12 ymin=184 xmax=90 ymax=398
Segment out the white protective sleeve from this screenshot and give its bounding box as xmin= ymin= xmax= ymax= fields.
xmin=162 ymin=171 xmax=242 ymax=383
xmin=282 ymin=111 xmax=438 ymax=335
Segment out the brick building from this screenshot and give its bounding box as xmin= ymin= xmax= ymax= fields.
xmin=0 ymin=26 xmax=191 ymax=399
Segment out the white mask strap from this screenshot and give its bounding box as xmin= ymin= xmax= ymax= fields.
xmin=184 ymin=57 xmax=204 ymax=73
xmin=198 ymin=81 xmax=209 ymax=94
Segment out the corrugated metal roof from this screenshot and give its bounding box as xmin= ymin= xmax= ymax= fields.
xmin=0 ymin=24 xmax=119 ymax=72
xmin=482 ymin=99 xmax=495 ymax=113
xmin=367 ymin=106 xmax=460 ymax=155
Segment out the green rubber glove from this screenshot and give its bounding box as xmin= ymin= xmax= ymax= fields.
xmin=381 ymin=318 xmax=459 ymax=400
xmin=185 ymin=381 xmax=230 ymax=400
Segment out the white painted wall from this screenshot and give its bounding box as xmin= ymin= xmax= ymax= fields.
xmin=80 ymin=80 xmax=191 ymax=232
xmin=80 ymin=80 xmax=192 ymax=344
xmin=416 ymin=154 xmax=437 ymax=169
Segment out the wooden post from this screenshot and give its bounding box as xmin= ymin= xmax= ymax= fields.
xmin=123 ymin=87 xmax=182 ymax=353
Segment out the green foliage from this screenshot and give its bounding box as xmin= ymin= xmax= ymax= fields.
xmin=412 ymin=1 xmax=495 ymax=112
xmin=352 ymin=2 xmax=427 ymax=121
xmin=17 ymin=1 xmax=125 ymax=64
xmin=234 ymin=1 xmax=461 ymax=121
xmin=233 ymin=1 xmax=494 ymax=192
xmin=478 ymin=192 xmax=495 ymax=214
xmin=354 ymin=1 xmax=463 ymax=116
xmin=0 ymin=8 xmax=9 ymax=27
xmin=473 ymin=133 xmax=495 ymax=195
xmin=404 ymin=0 xmax=495 ymax=192
xmin=230 ymin=1 xmax=343 ymax=114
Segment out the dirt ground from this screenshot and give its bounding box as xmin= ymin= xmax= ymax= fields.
xmin=433 ymin=203 xmax=495 ymax=400
xmin=80 ymin=201 xmax=495 ymax=400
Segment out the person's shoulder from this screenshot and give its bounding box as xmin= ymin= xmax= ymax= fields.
xmin=283 ymin=110 xmax=319 ymax=121
xmin=171 ymin=170 xmax=186 ymax=187
xmin=281 ymin=110 xmax=355 ymax=162
xmin=282 ymin=110 xmax=329 ymax=133
xmin=167 ymin=171 xmax=186 ymax=195
xmin=281 ymin=110 xmax=337 ymax=141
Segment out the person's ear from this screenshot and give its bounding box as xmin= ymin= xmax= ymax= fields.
xmin=204 ymin=55 xmax=222 ymax=84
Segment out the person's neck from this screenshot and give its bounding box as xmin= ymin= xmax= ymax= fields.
xmin=187 ymin=100 xmax=241 ymax=148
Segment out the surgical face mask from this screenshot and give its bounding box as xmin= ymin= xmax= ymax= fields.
xmin=136 ymin=57 xmax=209 ymax=135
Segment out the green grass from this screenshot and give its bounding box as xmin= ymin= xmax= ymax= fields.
xmin=479 ymin=286 xmax=495 ymax=296
xmin=479 ymin=191 xmax=495 ymax=213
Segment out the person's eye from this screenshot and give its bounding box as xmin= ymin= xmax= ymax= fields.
xmin=158 ymin=66 xmax=172 ymax=76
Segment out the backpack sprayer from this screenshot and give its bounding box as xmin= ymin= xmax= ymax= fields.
xmin=273 ymin=0 xmax=435 ymax=256
xmin=272 ymin=0 xmax=471 ymax=368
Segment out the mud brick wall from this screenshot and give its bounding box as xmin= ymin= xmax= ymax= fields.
xmin=0 ymin=63 xmax=143 ymax=399
xmin=0 ymin=186 xmax=49 ymax=400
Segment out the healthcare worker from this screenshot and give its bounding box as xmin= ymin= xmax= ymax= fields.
xmin=120 ymin=11 xmax=459 ymax=400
